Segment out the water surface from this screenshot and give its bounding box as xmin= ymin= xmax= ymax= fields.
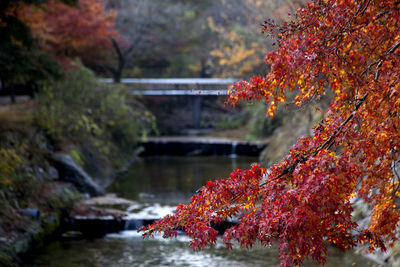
xmin=109 ymin=156 xmax=258 ymax=204
xmin=25 ymin=156 xmax=377 ymax=266
xmin=27 ymin=232 xmax=375 ymax=267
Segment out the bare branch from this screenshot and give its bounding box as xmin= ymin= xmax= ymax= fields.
xmin=374 ymin=60 xmax=383 ymax=81
xmin=386 ymin=41 xmax=400 ymax=55
xmin=358 ymin=0 xmax=372 ymax=16
xmin=109 ymin=36 xmax=123 ymax=62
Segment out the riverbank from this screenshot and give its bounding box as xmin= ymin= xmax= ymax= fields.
xmin=0 ymin=183 xmax=77 ymax=266
xmin=0 ymin=125 xmax=142 ymax=266
xmin=0 ymin=117 xmax=120 ymax=265
xmin=0 ymin=67 xmax=154 ymax=266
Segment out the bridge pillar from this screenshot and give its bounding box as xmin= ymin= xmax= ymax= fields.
xmin=192 ymin=96 xmax=202 ymax=128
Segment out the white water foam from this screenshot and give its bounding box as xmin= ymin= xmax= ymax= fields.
xmin=125 ymin=203 xmax=176 ymax=220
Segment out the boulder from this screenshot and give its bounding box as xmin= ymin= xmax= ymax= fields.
xmin=51 ymin=153 xmax=104 ymax=196
xmin=48 ymin=167 xmax=59 ymax=180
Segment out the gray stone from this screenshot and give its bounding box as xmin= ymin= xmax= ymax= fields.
xmin=48 ymin=167 xmax=59 ymax=180
xmin=51 ymin=153 xmax=104 ymax=196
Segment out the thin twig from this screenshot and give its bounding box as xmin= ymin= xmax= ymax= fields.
xmin=355 ymin=0 xmax=368 ymax=16
xmin=358 ymin=0 xmax=372 ymax=16
xmin=386 ymin=41 xmax=400 ymax=55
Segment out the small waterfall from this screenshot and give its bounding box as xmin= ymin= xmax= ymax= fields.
xmin=230 ymin=141 xmax=238 ymax=158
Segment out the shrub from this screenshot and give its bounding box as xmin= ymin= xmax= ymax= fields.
xmin=34 ymin=63 xmax=155 ymax=160
xmin=247 ymin=102 xmax=281 ymax=138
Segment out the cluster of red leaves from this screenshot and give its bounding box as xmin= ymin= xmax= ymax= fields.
xmin=141 ymin=0 xmax=400 ymax=266
xmin=18 ymin=0 xmax=117 ymax=66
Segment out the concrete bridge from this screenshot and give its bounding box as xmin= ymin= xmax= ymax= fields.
xmin=100 ymin=78 xmax=239 ymax=129
xmin=99 ymin=78 xmax=238 ymax=95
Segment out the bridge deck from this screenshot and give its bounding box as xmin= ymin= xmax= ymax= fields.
xmin=130 ymin=89 xmax=229 ymax=95
xmin=99 ymin=78 xmax=238 ymax=96
xmin=99 ymin=78 xmax=238 ymax=84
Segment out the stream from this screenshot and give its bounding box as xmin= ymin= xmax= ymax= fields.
xmin=24 ymin=156 xmax=376 ymax=266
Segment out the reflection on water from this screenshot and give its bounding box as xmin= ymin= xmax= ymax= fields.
xmin=109 ymin=156 xmax=259 ymax=204
xmin=25 ymin=156 xmax=377 ymax=266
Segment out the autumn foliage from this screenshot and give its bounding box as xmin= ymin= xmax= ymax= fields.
xmin=18 ymin=0 xmax=117 ymax=66
xmin=141 ymin=0 xmax=400 ymax=265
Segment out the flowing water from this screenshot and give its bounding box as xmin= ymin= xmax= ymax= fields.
xmin=24 ymin=156 xmax=376 ymax=266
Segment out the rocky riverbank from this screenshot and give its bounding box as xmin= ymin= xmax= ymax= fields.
xmin=0 ymin=86 xmax=150 ymax=266
xmin=0 ymin=143 xmax=140 ymax=266
xmin=0 ymin=146 xmax=114 ymax=266
xmin=0 ymin=183 xmax=77 ymax=267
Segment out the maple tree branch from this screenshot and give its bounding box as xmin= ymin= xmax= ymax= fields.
xmin=374 ymin=60 xmax=383 ymax=81
xmin=355 ymin=0 xmax=367 ymax=16
xmin=230 ymin=40 xmax=398 ymax=202
xmin=256 ymin=53 xmax=393 ymax=194
xmin=386 ymin=41 xmax=400 ymax=55
xmin=312 ymin=92 xmax=368 ymax=157
xmin=374 ymin=40 xmax=400 ymax=80
xmin=329 ymin=2 xmax=390 ymax=51
xmin=391 ymin=162 xmax=400 ymax=199
xmin=230 ymin=90 xmax=370 ymax=203
xmin=231 ymin=91 xmax=370 ymax=203
xmin=357 ymin=0 xmax=372 ymax=16
xmin=361 ymin=60 xmax=378 ymax=77
xmin=362 ymin=40 xmax=400 ymax=79
xmin=219 ymin=31 xmax=400 ymax=206
xmin=331 ymin=0 xmax=371 ymax=43
xmin=394 ymin=164 xmax=400 ymax=184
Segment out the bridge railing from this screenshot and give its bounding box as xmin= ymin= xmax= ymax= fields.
xmin=99 ymin=78 xmax=238 ymax=95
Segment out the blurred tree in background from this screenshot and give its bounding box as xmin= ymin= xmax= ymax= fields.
xmin=102 ymin=0 xmax=304 ymax=79
xmin=0 ymin=0 xmax=60 ymax=102
xmin=19 ymin=0 xmax=117 ymax=69
xmin=1 ymin=0 xmax=307 ymax=85
xmin=1 ymin=0 xmax=118 ymax=101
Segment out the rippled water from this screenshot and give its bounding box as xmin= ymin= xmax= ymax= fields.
xmin=24 ymin=156 xmax=377 ymax=266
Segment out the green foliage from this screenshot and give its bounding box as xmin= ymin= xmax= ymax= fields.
xmin=0 ymin=139 xmax=42 ymax=233
xmin=247 ymin=102 xmax=281 ymax=138
xmin=35 ymin=63 xmax=155 ymax=159
xmin=215 ymin=118 xmax=244 ymax=131
xmin=69 ymin=148 xmax=84 ymax=167
xmin=0 ymin=250 xmax=17 ymax=267
xmin=0 ymin=148 xmax=22 ymax=188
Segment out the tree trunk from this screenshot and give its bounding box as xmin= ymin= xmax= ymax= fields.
xmin=113 ymin=72 xmax=121 ymax=83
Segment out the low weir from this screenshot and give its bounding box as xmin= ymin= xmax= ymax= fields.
xmin=140 ymin=136 xmax=268 ymax=156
